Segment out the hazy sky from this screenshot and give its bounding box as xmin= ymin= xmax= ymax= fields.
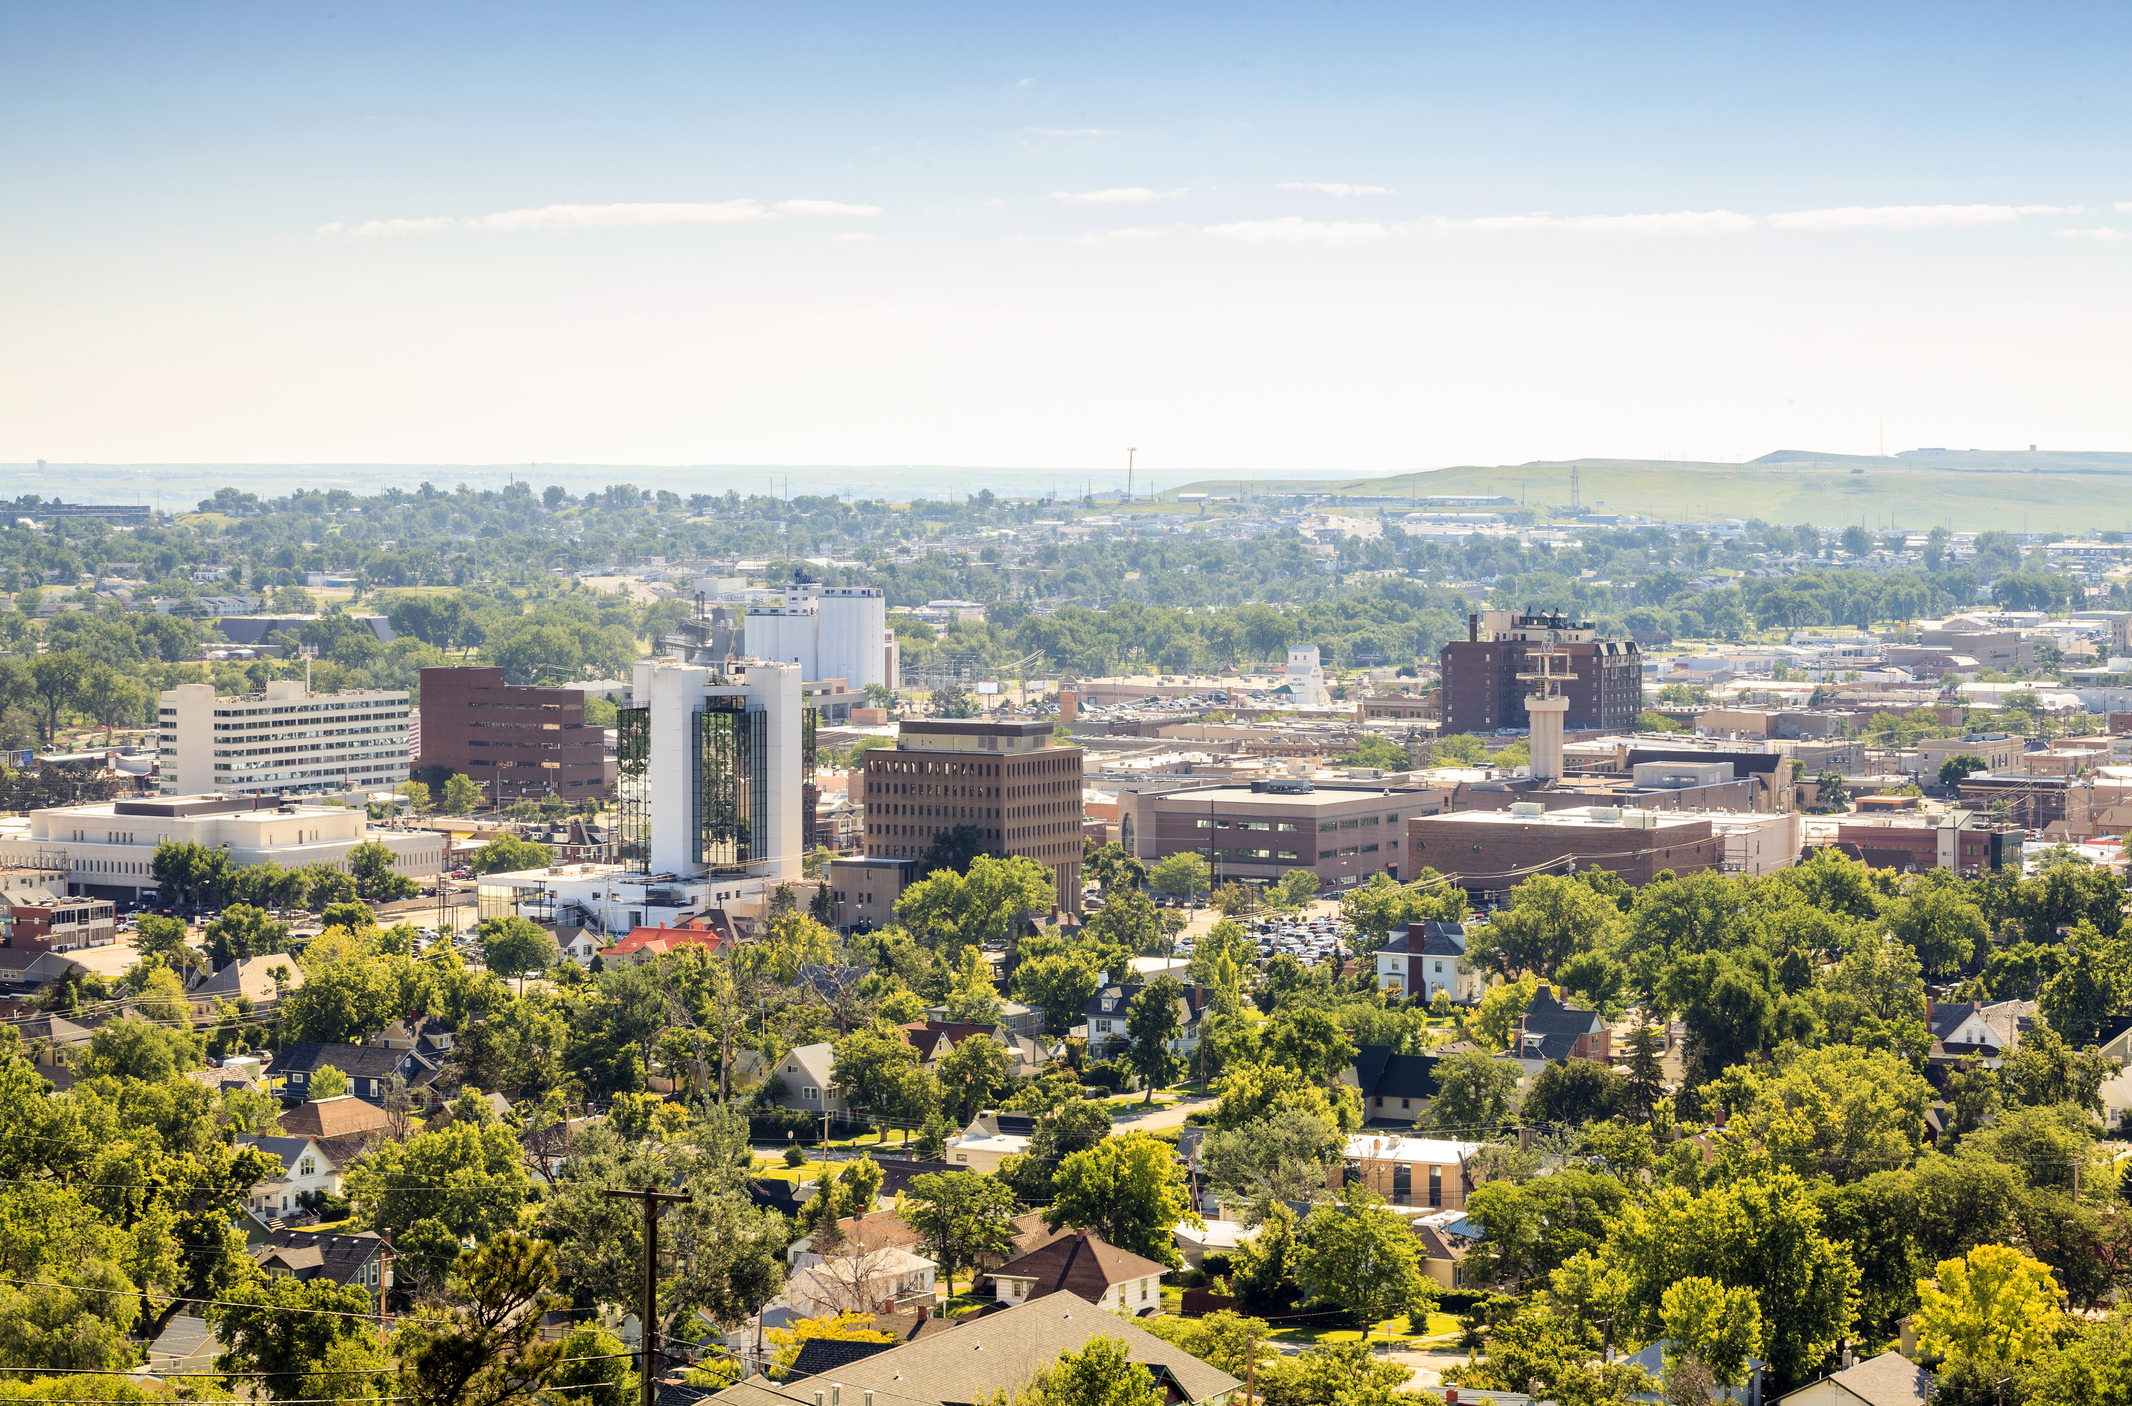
xmin=5 ymin=2 xmax=2129 ymax=476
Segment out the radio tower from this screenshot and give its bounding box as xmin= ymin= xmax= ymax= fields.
xmin=1569 ymin=466 xmax=1581 ymax=515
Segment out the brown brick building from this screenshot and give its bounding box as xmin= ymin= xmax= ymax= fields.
xmin=1438 ymin=610 xmax=1641 ymax=738
xmin=860 ymin=719 xmax=1084 ymax=913
xmin=1406 ymin=805 xmax=1718 ymax=895
xmin=416 ymin=667 xmax=607 ymax=803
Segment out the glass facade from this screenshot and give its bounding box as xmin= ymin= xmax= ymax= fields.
xmin=616 ymin=706 xmax=651 ymax=872
xmin=697 ymin=698 xmax=765 ymax=873
xmin=801 ymin=706 xmax=819 ymax=852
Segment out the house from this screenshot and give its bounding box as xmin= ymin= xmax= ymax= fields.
xmin=1500 ymin=984 xmax=1612 ymax=1076
xmin=1078 ymin=982 xmax=1211 ymax=1060
xmin=1378 ymin=921 xmax=1486 ymax=1004
xmin=278 ymin=1094 xmax=391 ymax=1142
xmin=1774 ymin=1350 xmax=1932 ymax=1406
xmin=1335 ymin=1133 xmax=1486 ymax=1211
xmin=761 ymin=1042 xmax=856 ymax=1121
xmin=1172 ymin=1218 xmax=1260 ymax=1272
xmin=944 ymin=1111 xmax=1036 ymax=1173
xmin=16 ymin=1011 xmax=98 ymax=1064
xmin=780 ymin=1245 xmax=938 ymax=1318
xmin=2092 ymin=1021 xmax=2132 ymax=1130
xmin=923 ymin=999 xmax=1044 ymax=1040
xmin=187 ymin=955 xmax=302 ymax=1019
xmin=598 ymin=915 xmax=733 ymax=966
xmin=145 ymin=1315 xmax=217 ymax=1377
xmin=706 ymin=1292 xmax=1241 ymax=1406
xmin=235 ymin=1135 xmax=347 ymax=1219
xmin=899 ymin=1022 xmax=1053 ymax=1080
xmin=556 ymin=927 xmax=603 ymax=965
xmin=1624 ymin=1338 xmax=1764 ymax=1404
xmin=369 ymin=1013 xmax=455 ymax=1058
xmin=1344 ymin=1044 xmax=1442 ymax=1125
xmin=0 ymin=947 xmax=86 ymax=997
xmin=1409 ymin=1209 xmax=1479 ymax=1289
xmin=987 ymin=1231 xmax=1171 ymax=1315
xmin=787 ymin=1208 xmax=929 ymax=1270
xmin=248 ymin=1229 xmax=392 ymax=1314
xmin=273 ymin=1042 xmax=408 ymax=1103
xmin=1925 ymin=997 xmax=2029 ymax=1070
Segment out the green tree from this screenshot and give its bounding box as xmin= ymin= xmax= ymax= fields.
xmin=1429 ymin=1050 xmax=1521 ymax=1134
xmin=1524 ymin=1059 xmax=1629 ymax=1128
xmin=347 ymin=838 xmax=420 ymax=900
xmin=308 ymin=1064 xmax=350 ymax=1100
xmin=347 ymin=1119 xmax=530 ymax=1244
xmin=1703 ymin=1044 xmax=1934 ymax=1183
xmin=1661 ymin=1276 xmax=1765 ymax=1391
xmin=1295 ymin=1182 xmax=1434 ymax=1344
xmin=1339 ymin=870 xmax=1466 ymax=951
xmin=549 ymin=1323 xmax=631 ymax=1406
xmin=212 ymin=1271 xmax=391 ymax=1404
xmin=1470 ymin=875 xmax=1624 ymax=980
xmin=469 ymin=832 xmax=553 ymax=876
xmin=943 ymin=945 xmax=1004 ymax=1024
xmin=896 ymin=854 xmax=1056 ymax=957
xmin=1464 ymin=1168 xmax=1628 ymax=1290
xmin=1939 ymin=753 xmax=1989 ymax=787
xmin=2002 ymin=1024 xmax=2116 ymax=1115
xmin=1044 ymin=1132 xmax=1203 ymax=1266
xmin=393 ymin=1233 xmax=566 ymax=1406
xmin=1916 ymin=1244 xmax=2065 ymax=1366
xmin=1198 ymin=1106 xmax=1342 ymax=1215
xmin=479 ymin=916 xmax=559 ymax=981
xmin=1810 ymin=767 xmax=1851 ymax=813
xmin=905 ymin=1171 xmax=1021 ymax=1298
xmin=1122 ymin=975 xmax=1186 ymax=1101
xmin=204 ymin=903 xmax=292 ymax=968
xmin=398 ymin=780 xmax=436 ymax=815
xmin=443 ymin=773 xmax=486 ymax=815
xmin=832 ymin=1020 xmax=926 ymax=1142
xmin=1435 ymin=732 xmax=1488 ymax=765
xmin=2039 ymin=920 xmax=2132 ymax=1045
xmin=1012 ymin=951 xmax=1100 ymax=1033
xmin=283 ymin=954 xmax=402 ymax=1046
xmin=936 ymin=1030 xmax=1017 ymax=1123
xmin=1472 ymin=976 xmax=1539 ymax=1050
xmin=1148 ymin=852 xmax=1211 ymax=903
xmin=978 ymin=1334 xmax=1163 ymax=1406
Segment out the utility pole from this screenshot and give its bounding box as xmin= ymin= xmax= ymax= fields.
xmin=603 ymin=1185 xmax=692 ymax=1406
xmin=1127 ymin=448 xmax=1136 ymax=503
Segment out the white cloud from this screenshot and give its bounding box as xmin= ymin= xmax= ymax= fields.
xmin=1049 ymin=187 xmax=1182 ymax=204
xmin=2117 ymin=202 xmax=2132 ymax=212
xmin=1028 ymin=128 xmax=1116 ymax=137
xmin=831 ymin=232 xmax=878 ymax=241
xmin=1279 ymin=182 xmax=1391 ymax=196
xmin=1204 ymin=217 xmax=1390 ymax=247
xmin=320 ymin=198 xmax=879 ymax=239
xmin=1768 ymin=203 xmax=2064 ymax=231
xmin=773 ymin=199 xmax=882 ymax=217
xmin=1417 ymin=209 xmax=1753 ymax=233
xmin=2055 ymin=227 xmax=2127 ymax=241
xmin=1077 ymin=224 xmax=1191 ymax=244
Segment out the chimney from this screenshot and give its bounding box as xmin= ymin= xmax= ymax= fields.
xmin=1467 ymin=613 xmax=1479 ymax=643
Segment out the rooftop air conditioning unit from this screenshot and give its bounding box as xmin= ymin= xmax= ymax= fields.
xmin=1508 ymin=802 xmax=1546 ymax=818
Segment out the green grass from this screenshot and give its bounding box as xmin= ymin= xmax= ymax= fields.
xmin=1167 ymin=455 xmax=2127 ymax=533
xmin=1263 ymin=1312 xmax=1461 ymax=1348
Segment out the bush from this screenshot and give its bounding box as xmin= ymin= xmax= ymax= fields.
xmin=782 ymin=1146 xmax=807 ymax=1168
xmin=1082 ymin=1060 xmax=1126 ymax=1092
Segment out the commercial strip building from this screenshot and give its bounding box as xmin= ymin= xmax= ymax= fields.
xmin=157 ymin=680 xmax=410 ymax=798
xmin=1115 ymin=777 xmax=1442 ymax=890
xmin=0 ymin=793 xmax=444 ymax=904
xmin=1438 ymin=610 xmax=1641 ymax=737
xmin=1828 ymin=809 xmax=2024 ymax=876
xmin=859 ymin=718 xmax=1085 ymax=912
xmin=414 ymin=667 xmax=608 ymax=801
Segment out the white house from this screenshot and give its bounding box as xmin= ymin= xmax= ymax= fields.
xmin=1377 ymin=921 xmax=1485 ymax=1004
xmin=987 ymin=1231 xmax=1169 ymax=1315
xmin=780 ymin=1245 xmax=937 ymax=1317
xmin=235 ymin=1135 xmax=346 ymax=1218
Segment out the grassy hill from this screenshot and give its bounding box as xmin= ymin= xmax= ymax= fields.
xmin=1168 ymin=451 xmax=2132 ymax=534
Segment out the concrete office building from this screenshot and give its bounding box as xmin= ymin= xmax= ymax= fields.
xmin=860 ymin=718 xmax=1084 ymax=912
xmin=1438 ymin=610 xmax=1641 ymax=737
xmin=415 ymin=667 xmax=607 ymax=801
xmin=157 ymin=680 xmax=410 ymax=798
xmin=0 ymin=793 xmax=443 ymax=903
xmin=742 ymin=583 xmax=891 ymax=690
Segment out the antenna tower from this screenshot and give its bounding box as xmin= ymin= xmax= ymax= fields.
xmin=1569 ymin=466 xmax=1581 ymax=514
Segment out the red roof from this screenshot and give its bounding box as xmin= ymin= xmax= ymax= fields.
xmin=601 ymin=923 xmax=730 ymax=958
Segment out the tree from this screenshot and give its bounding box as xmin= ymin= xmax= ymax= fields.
xmin=204 ymin=903 xmax=292 ymax=968
xmin=1198 ymin=1106 xmax=1341 ymax=1214
xmin=1702 ymin=1044 xmax=1934 ymax=1183
xmin=1471 ymin=976 xmax=1538 ymax=1051
xmin=2002 ymin=1024 xmax=2116 ymax=1114
xmin=27 ymin=651 xmax=87 ymax=741
xmin=398 ymin=780 xmax=436 ymax=815
xmin=943 ymin=945 xmax=1004 ymax=1024
xmin=78 ymin=664 xmax=146 ymax=741
xmin=1886 ymin=878 xmax=1990 ymax=976
xmin=896 ymin=854 xmax=1055 ymax=957
xmin=470 ymin=833 xmax=553 ymax=875
xmin=283 ymin=954 xmax=401 ymax=1045
xmin=394 ymin=1233 xmax=567 ymax=1406
xmin=1435 ymin=732 xmax=1488 ymax=765
xmin=1916 ymin=1244 xmax=2064 ymax=1366
xmin=213 ymin=1271 xmax=391 ymax=1404
xmin=308 ymin=1064 xmax=350 ymax=1100
xmin=1014 ymin=951 xmax=1101 ymax=1032
xmin=1295 ymin=1182 xmax=1433 ymax=1343
xmin=1524 ymin=1060 xmax=1628 ymax=1128
xmin=1469 ymin=875 xmax=1624 ymax=980
xmin=1623 ymin=1021 xmax=1666 ymax=1119
xmin=1148 ymin=853 xmax=1210 ymax=904
xmin=348 ymin=839 xmax=419 ymax=900
xmin=936 ymin=1031 xmax=1017 ymax=1124
xmin=1635 ymin=710 xmax=1686 ymax=733
xmin=1939 ymin=753 xmax=1989 ymax=787
xmin=1266 ymin=1007 xmax=1357 ymax=1085
xmin=2039 ymin=920 xmax=2132 ymax=1046
xmin=1339 ymin=870 xmax=1466 ymax=950
xmin=347 ymin=1119 xmax=530 ymax=1244
xmin=1044 ymin=1132 xmax=1202 ymax=1266
xmin=442 ymin=773 xmax=485 ymax=815
xmin=919 ymin=822 xmax=989 ymax=875
xmin=1463 ymin=1169 xmax=1628 ymax=1290
xmin=1810 ymin=767 xmax=1851 ymax=813
xmin=479 ymin=916 xmax=558 ymax=981
xmin=765 ymin=1310 xmax=892 ymax=1377
xmin=1661 ymin=1276 xmax=1764 ymax=1391
xmin=1211 ymin=881 xmax=1257 ymax=919
xmin=1122 ymin=975 xmax=1186 ymax=1101
xmin=978 ymin=1334 xmax=1163 ymax=1406
xmin=549 ymin=1323 xmax=631 ymax=1406
xmin=905 ymin=1171 xmax=1021 ymax=1298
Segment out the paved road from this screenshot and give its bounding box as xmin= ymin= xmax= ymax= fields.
xmin=1105 ymin=1093 xmax=1215 ymax=1132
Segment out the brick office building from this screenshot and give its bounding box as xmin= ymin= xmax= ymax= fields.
xmin=859 ymin=719 xmax=1085 ymax=913
xmin=1122 ymin=778 xmax=1442 ymax=892
xmin=1406 ymin=805 xmax=1719 ymax=895
xmin=416 ymin=667 xmax=607 ymax=803
xmin=1437 ymin=610 xmax=1642 ymax=738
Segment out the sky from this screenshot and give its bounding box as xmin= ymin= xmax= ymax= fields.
xmin=4 ymin=1 xmax=2130 ymax=484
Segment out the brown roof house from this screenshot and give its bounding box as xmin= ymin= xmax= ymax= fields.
xmin=1775 ymin=1348 xmax=1933 ymax=1406
xmin=986 ymin=1229 xmax=1170 ymax=1316
xmin=249 ymin=1229 xmax=393 ymax=1316
xmin=279 ymin=1094 xmax=391 ymax=1142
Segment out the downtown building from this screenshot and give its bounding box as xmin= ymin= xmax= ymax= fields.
xmin=415 ymin=666 xmax=608 ymax=802
xmin=1437 ymin=610 xmax=1641 ymax=737
xmin=157 ymin=680 xmax=410 ymax=798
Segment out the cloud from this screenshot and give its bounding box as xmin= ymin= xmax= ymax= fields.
xmin=831 ymin=232 xmax=878 ymax=241
xmin=1204 ymin=217 xmax=1390 ymax=247
xmin=2055 ymin=227 xmax=2127 ymax=241
xmin=1279 ymin=182 xmax=1390 ymax=197
xmin=773 ymin=199 xmax=882 ymax=217
xmin=320 ymin=198 xmax=878 ymax=238
xmin=2118 ymin=202 xmax=2132 ymax=212
xmin=1018 ymin=77 xmax=1035 ymax=87
xmin=1417 ymin=209 xmax=1754 ymax=233
xmin=1077 ymin=224 xmax=1192 ymax=244
xmin=1028 ymin=127 xmax=1117 ymax=137
xmin=1049 ymin=187 xmax=1181 ymax=204
xmin=1767 ymin=203 xmax=2064 ymax=231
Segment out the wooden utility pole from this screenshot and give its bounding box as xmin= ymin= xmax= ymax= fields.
xmin=602 ymin=1185 xmax=692 ymax=1406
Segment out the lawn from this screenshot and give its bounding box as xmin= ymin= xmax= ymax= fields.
xmin=1263 ymin=1313 xmax=1462 ymax=1348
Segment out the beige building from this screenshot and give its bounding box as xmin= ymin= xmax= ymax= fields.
xmin=159 ymin=679 xmax=411 ymax=798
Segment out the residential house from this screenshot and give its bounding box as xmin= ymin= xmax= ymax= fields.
xmin=145 ymin=1316 xmax=217 ymax=1377
xmin=1172 ymin=1219 xmax=1260 ymax=1272
xmin=787 ymin=1208 xmax=929 ymax=1270
xmin=0 ymin=947 xmax=86 ymax=998
xmin=273 ymin=1041 xmax=408 ymax=1104
xmin=235 ymin=1135 xmax=347 ymax=1220
xmin=760 ymin=1042 xmax=855 ymax=1122
xmin=1377 ymin=921 xmax=1485 ymax=1004
xmin=369 ymin=1013 xmax=455 ymax=1058
xmin=922 ymin=999 xmax=1044 ymax=1040
xmin=187 ymin=955 xmax=302 ymax=1019
xmin=1624 ymin=1340 xmax=1764 ymax=1404
xmin=1078 ymin=981 xmax=1211 ymax=1061
xmin=986 ymin=1231 xmax=1171 ymax=1315
xmin=556 ymin=927 xmax=603 ymax=964
xmin=1925 ymin=997 xmax=2029 ymax=1071
xmin=1774 ymin=1350 xmax=1932 ymax=1406
xmin=780 ymin=1245 xmax=937 ymax=1318
xmin=1344 ymin=1045 xmax=1442 ymax=1126
xmin=1336 ymin=1133 xmax=1486 ymax=1212
xmin=279 ymin=1094 xmax=391 ymax=1143
xmin=899 ymin=1021 xmax=1053 ymax=1079
xmin=944 ymin=1111 xmax=1036 ymax=1173
xmin=701 ymin=1291 xmax=1242 ymax=1406
xmin=1499 ymin=985 xmax=1612 ymax=1080
xmin=16 ymin=1011 xmax=98 ymax=1065
xmin=248 ymin=1229 xmax=392 ymax=1314
xmin=598 ymin=914 xmax=733 ymax=967
xmin=1409 ymin=1209 xmax=1479 ymax=1289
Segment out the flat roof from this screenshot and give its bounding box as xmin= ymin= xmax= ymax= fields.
xmin=1412 ymin=806 xmax=1707 ymax=829
xmin=1152 ymin=784 xmax=1431 ymax=807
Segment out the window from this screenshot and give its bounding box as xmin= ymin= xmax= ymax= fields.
xmin=1319 ymin=849 xmax=1335 ymax=859
xmin=1429 ymin=1165 xmax=1443 ymax=1208
xmin=1319 ymin=821 xmax=1338 ymax=833
xmin=802 ymin=1086 xmax=819 ymax=1101
xmin=1096 ymin=1020 xmax=1112 ymax=1034
xmin=1340 ymin=847 xmax=1358 ymax=857
xmin=298 ymin=1157 xmax=317 ymax=1177
xmin=1361 ymin=816 xmax=1378 ymax=827
xmin=1361 ymin=843 xmax=1379 ymax=853
xmin=1276 ymin=822 xmax=1299 ymax=832
xmin=1194 ymin=818 xmax=1214 ymax=828
xmin=1340 ymin=818 xmax=1360 ymax=830
xmin=1276 ymin=850 xmax=1300 ymax=861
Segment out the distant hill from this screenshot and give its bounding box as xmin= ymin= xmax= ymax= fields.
xmin=1167 ymin=452 xmax=2132 ymax=533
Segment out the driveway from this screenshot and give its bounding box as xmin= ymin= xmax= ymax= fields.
xmin=1106 ymin=1093 xmax=1214 ymax=1132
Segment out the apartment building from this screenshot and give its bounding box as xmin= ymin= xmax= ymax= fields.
xmin=158 ymin=680 xmax=410 ymax=798
xmin=1437 ymin=610 xmax=1642 ymax=737
xmin=416 ymin=667 xmax=607 ymax=802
